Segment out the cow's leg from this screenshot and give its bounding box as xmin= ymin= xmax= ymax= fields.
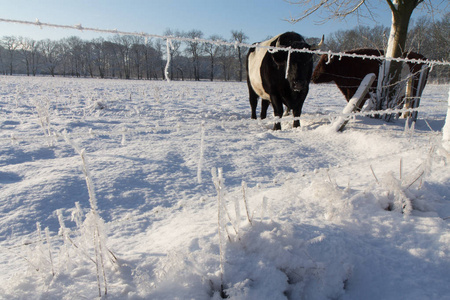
xmin=291 ymin=89 xmax=307 ymax=128
xmin=249 ymin=87 xmax=259 ymax=120
xmin=292 ymin=107 xmax=301 ymax=128
xmin=271 ymin=95 xmax=283 ymax=130
xmin=261 ymin=99 xmax=270 ymax=119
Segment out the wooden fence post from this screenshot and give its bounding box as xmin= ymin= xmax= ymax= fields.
xmin=331 ymin=73 xmax=376 ymax=132
xmin=406 ymin=65 xmax=429 ymax=126
xmin=403 ymin=76 xmax=414 ymax=119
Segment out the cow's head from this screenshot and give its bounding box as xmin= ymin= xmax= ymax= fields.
xmin=271 ymin=33 xmax=324 ymax=92
xmin=311 ymin=54 xmax=336 ymax=84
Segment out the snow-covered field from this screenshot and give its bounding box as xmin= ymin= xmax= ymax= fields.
xmin=0 ymin=75 xmax=449 ymax=299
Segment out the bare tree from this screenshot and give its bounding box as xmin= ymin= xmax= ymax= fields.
xmin=129 ymin=36 xmax=145 ymax=79
xmin=112 ymin=35 xmax=133 ymax=79
xmin=91 ymin=38 xmax=107 ymax=78
xmin=204 ymin=35 xmax=224 ymax=81
xmin=423 ymin=12 xmax=450 ymax=83
xmin=103 ymin=41 xmax=120 ymax=78
xmin=0 ymin=45 xmax=5 ymax=74
xmin=1 ymin=36 xmax=19 ymax=75
xmin=217 ymin=44 xmax=235 ymax=81
xmin=18 ymin=37 xmax=41 ymax=76
xmin=83 ymin=41 xmax=96 ymax=78
xmin=62 ymin=36 xmax=85 ymax=77
xmin=287 ymin=0 xmax=446 ymax=109
xmin=231 ymin=30 xmax=248 ymax=82
xmin=326 ymin=25 xmax=388 ymax=52
xmin=40 ymin=39 xmax=61 ymax=77
xmin=141 ymin=39 xmax=159 ymax=80
xmin=184 ymin=30 xmax=204 ymax=81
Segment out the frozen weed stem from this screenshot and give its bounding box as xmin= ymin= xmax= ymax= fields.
xmin=31 ymin=222 xmax=55 ymax=277
xmin=63 ymin=132 xmax=116 ymax=297
xmin=211 ymin=167 xmax=227 ymax=297
xmin=32 ymin=97 xmax=54 ymax=146
xmin=241 ymin=181 xmax=252 ymax=225
xmin=197 ymin=121 xmax=205 ymax=184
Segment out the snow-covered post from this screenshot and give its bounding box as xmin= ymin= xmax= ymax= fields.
xmin=331 ymin=73 xmax=376 ymax=132
xmin=403 ymin=76 xmax=414 ymax=119
xmin=285 ymin=47 xmax=292 ymax=79
xmin=443 ymin=88 xmax=450 ymax=151
xmin=411 ymin=65 xmax=429 ymax=119
xmin=406 ymin=65 xmax=429 ymax=126
xmin=164 ymin=38 xmax=172 ymax=82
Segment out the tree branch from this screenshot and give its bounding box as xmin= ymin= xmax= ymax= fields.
xmin=285 ymin=0 xmax=329 ymax=23
xmin=335 ymin=0 xmax=365 ymax=18
xmin=286 ymin=0 xmax=371 ymax=24
xmin=385 ymin=0 xmax=398 ymax=13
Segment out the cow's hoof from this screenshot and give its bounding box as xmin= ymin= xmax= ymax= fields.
xmin=273 ymin=123 xmax=281 ymax=130
xmin=293 ymin=120 xmax=300 ymax=128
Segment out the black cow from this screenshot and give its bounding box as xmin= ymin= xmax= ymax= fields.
xmin=246 ymin=32 xmax=323 ymax=130
xmin=312 ymin=48 xmax=428 ymax=109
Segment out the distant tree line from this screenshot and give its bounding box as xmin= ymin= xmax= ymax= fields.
xmin=0 ymin=13 xmax=448 ymax=82
xmin=0 ymin=29 xmax=251 ymax=81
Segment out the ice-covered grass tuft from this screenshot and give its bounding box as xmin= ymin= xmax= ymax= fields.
xmin=60 ymin=132 xmax=117 ymax=297
xmin=368 ymin=141 xmax=442 ymax=214
xmin=208 ymin=169 xmax=351 ymax=299
xmin=32 ymin=96 xmax=54 ymax=146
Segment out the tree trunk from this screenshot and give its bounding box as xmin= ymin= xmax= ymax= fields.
xmin=210 ymin=55 xmax=214 ymax=81
xmin=380 ymin=0 xmax=420 ymax=115
xmin=237 ymin=47 xmax=243 ymax=82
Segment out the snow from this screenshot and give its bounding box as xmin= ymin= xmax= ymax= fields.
xmin=442 ymin=88 xmax=450 ymax=151
xmin=0 ymin=75 xmax=449 ymax=299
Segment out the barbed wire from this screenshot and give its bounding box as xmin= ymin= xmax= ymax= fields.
xmin=1 ymin=17 xmax=450 ymax=67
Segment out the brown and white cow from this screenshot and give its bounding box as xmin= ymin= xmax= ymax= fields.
xmin=312 ymin=48 xmax=428 ymax=109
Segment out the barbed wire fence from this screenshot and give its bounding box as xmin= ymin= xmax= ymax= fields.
xmin=0 ymin=18 xmax=450 ymax=252
xmin=1 ymin=17 xmax=449 ymax=77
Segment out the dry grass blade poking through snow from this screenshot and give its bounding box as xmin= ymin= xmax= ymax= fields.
xmin=63 ymin=131 xmax=117 ymax=298
xmin=32 ymin=97 xmax=55 ymax=146
xmin=370 ymin=141 xmax=441 ymax=215
xmin=211 ymin=167 xmax=228 ymax=298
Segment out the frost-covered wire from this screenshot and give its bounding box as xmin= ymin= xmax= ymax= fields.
xmin=0 ymin=17 xmax=449 ymax=67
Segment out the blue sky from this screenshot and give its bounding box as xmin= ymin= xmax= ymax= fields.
xmin=0 ymin=0 xmax=439 ymax=43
